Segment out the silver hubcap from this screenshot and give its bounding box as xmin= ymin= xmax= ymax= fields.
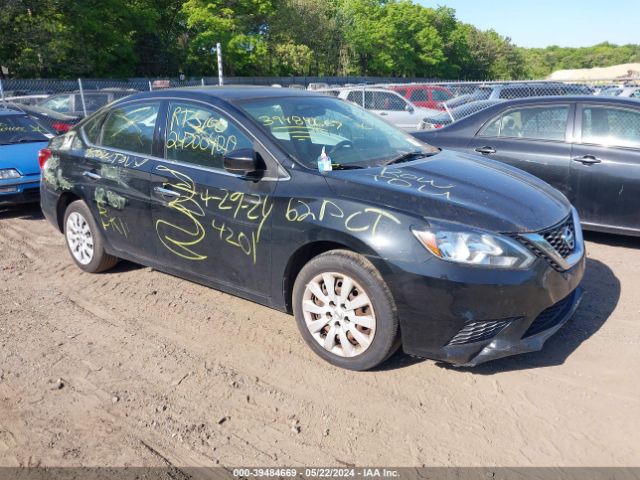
xmin=66 ymin=212 xmax=94 ymax=265
xmin=302 ymin=272 xmax=376 ymax=358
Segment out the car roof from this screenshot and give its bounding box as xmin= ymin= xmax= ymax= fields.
xmin=336 ymin=87 xmax=400 ymax=93
xmin=488 ymin=95 xmax=640 ymax=106
xmin=120 ymin=85 xmax=329 ymax=104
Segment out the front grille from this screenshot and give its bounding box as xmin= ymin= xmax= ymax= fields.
xmin=540 ymin=216 xmax=575 ymax=258
xmin=447 ymin=317 xmax=517 ymax=346
xmin=523 ymin=292 xmax=575 ymax=338
xmin=514 ymin=214 xmax=577 ymax=271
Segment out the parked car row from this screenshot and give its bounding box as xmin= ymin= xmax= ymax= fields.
xmin=2 ymin=84 xmax=637 ymax=373
xmin=317 ymin=81 xmax=630 ymax=131
xmin=412 ymin=95 xmax=640 ymax=237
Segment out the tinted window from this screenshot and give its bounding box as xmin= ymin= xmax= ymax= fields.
xmin=0 ymin=115 xmax=52 ymax=144
xmin=372 ymin=92 xmax=407 ymax=111
xmin=165 ymin=102 xmax=253 ymax=169
xmin=480 ymin=106 xmax=569 ymax=140
xmin=581 ymin=106 xmax=640 ymax=148
xmin=394 ymin=89 xmax=407 ymax=97
xmin=432 ymin=90 xmax=452 ymax=101
xmin=409 ymin=89 xmax=428 ymax=102
xmin=101 ymin=102 xmax=159 ymax=155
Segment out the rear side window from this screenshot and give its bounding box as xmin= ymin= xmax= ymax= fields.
xmin=581 ymin=106 xmax=640 ymax=148
xmin=82 ymin=112 xmax=107 ymax=144
xmin=165 ymin=102 xmax=253 ymax=170
xmin=480 ymin=106 xmax=569 ymax=141
xmin=100 ymin=102 xmax=159 ymax=155
xmin=409 ymin=89 xmax=428 ymax=102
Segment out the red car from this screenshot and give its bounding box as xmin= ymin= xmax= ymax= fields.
xmin=388 ymin=85 xmax=453 ymax=110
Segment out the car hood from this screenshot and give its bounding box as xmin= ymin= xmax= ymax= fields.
xmin=0 ymin=141 xmax=48 ymax=176
xmin=324 ymin=150 xmax=571 ymax=233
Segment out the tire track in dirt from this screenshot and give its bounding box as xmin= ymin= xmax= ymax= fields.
xmin=1 ymin=208 xmax=640 ymax=466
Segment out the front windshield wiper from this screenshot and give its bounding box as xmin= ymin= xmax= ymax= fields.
xmin=382 ymin=151 xmax=436 ymax=166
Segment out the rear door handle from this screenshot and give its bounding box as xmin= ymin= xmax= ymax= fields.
xmin=475 ymin=146 xmax=496 ymax=155
xmin=379 ymin=112 xmax=388 ymax=116
xmin=154 ymin=186 xmax=181 ymax=198
xmin=572 ymin=155 xmax=602 ymax=165
xmin=83 ymin=171 xmax=101 ymax=181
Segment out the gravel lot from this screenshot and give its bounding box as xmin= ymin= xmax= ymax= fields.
xmin=1 ymin=204 xmax=639 ymax=468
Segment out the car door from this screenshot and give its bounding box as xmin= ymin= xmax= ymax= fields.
xmin=466 ymin=103 xmax=575 ymax=199
xmin=149 ymin=100 xmax=278 ymax=297
xmin=81 ymin=100 xmax=161 ymax=262
xmin=570 ymin=103 xmax=640 ymax=232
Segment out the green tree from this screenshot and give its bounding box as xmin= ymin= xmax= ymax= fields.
xmin=181 ymin=0 xmax=274 ymax=76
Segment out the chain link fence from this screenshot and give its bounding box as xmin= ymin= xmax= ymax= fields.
xmin=1 ymin=76 xmax=639 ymax=133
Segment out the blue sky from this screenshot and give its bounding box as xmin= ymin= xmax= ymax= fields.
xmin=417 ymin=0 xmax=640 ymax=48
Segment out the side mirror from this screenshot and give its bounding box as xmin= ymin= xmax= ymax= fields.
xmin=223 ymin=148 xmax=261 ymax=177
xmin=405 ymin=104 xmax=415 ymax=113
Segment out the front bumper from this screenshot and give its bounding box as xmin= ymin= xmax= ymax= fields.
xmin=447 ymin=287 xmax=583 ymax=367
xmin=379 ymin=245 xmax=586 ymax=367
xmin=0 ymin=176 xmax=40 ymax=205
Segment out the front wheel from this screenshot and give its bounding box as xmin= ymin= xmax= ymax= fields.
xmin=63 ymin=200 xmax=118 ymax=273
xmin=292 ymin=250 xmax=400 ymax=371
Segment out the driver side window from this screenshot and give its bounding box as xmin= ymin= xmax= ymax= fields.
xmin=165 ymin=102 xmax=253 ymax=169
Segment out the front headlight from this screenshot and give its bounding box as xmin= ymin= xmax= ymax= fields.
xmin=412 ymin=228 xmax=535 ymax=269
xmin=0 ymin=169 xmax=22 ymax=180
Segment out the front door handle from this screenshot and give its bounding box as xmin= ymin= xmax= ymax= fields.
xmin=572 ymin=155 xmax=602 ymax=165
xmin=154 ymin=186 xmax=181 ymax=198
xmin=379 ymin=112 xmax=388 ymax=116
xmin=475 ymin=146 xmax=496 ymax=155
xmin=83 ymin=171 xmax=101 ymax=181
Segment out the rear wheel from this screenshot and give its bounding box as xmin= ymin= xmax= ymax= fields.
xmin=63 ymin=200 xmax=118 ymax=273
xmin=293 ymin=250 xmax=400 ymax=371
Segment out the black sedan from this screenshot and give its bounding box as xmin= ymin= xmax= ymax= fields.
xmin=413 ymin=96 xmax=640 ymax=237
xmin=39 ymin=87 xmax=585 ymax=370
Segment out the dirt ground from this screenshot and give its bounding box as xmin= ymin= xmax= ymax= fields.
xmin=0 ymin=203 xmax=639 ymax=468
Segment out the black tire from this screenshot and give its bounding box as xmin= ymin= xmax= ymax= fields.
xmin=292 ymin=249 xmax=400 ymax=371
xmin=63 ymin=200 xmax=118 ymax=273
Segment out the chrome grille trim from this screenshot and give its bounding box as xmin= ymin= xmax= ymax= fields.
xmin=517 ymin=208 xmax=584 ymax=272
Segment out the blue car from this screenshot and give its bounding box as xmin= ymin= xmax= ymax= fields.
xmin=0 ymin=108 xmax=53 ymax=205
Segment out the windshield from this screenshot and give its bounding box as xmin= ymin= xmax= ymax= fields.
xmin=0 ymin=115 xmax=53 ymax=144
xmin=238 ymin=95 xmax=436 ymax=169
